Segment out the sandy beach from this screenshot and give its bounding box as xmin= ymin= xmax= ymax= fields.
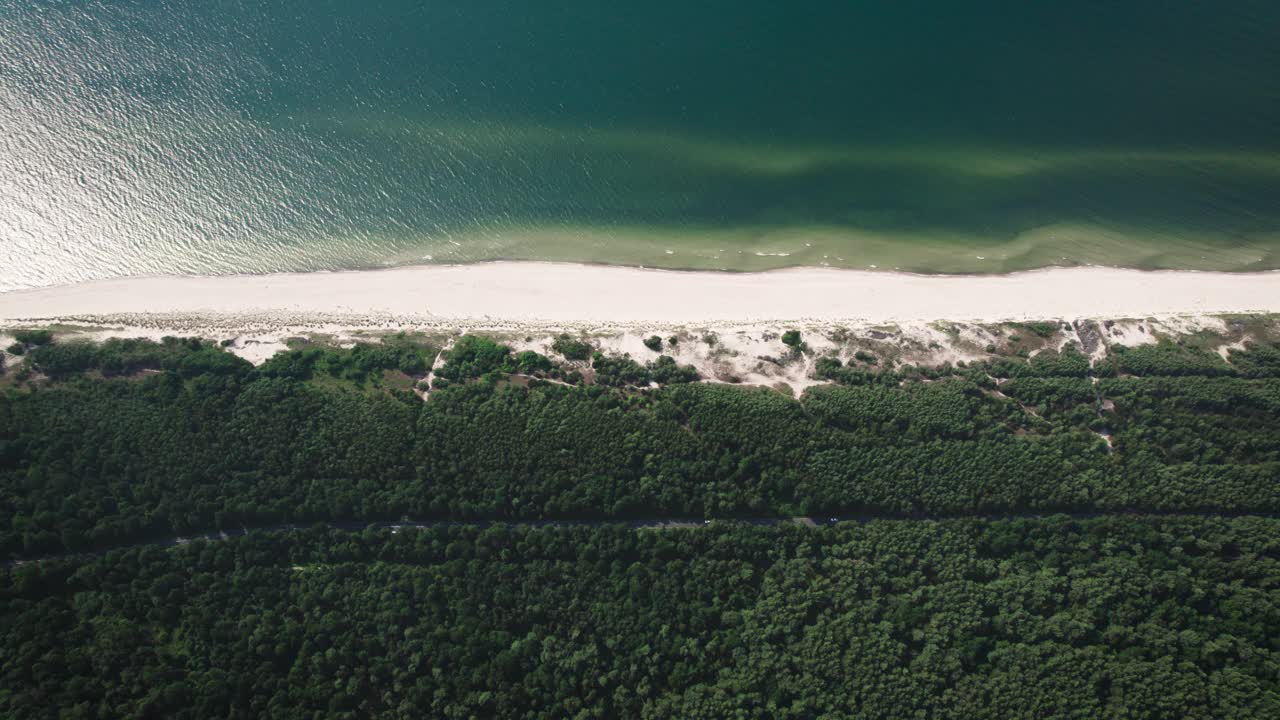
xmin=1 ymin=263 xmax=1278 ymax=325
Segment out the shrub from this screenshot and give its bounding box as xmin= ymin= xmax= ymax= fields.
xmin=1027 ymin=348 xmax=1091 ymax=377
xmin=12 ymin=329 xmax=53 ymax=346
xmin=258 ymin=340 xmax=433 ymax=384
xmin=815 ymin=356 xmax=843 ymax=376
xmin=513 ymin=350 xmax=553 ymax=375
xmin=1015 ymin=321 xmax=1059 ymax=339
xmin=29 ymin=341 xmax=100 ymax=376
xmin=26 ymin=337 xmax=254 ymax=379
xmin=813 ymin=356 xmax=885 ymax=386
xmin=648 ymin=355 xmax=700 ymax=384
xmin=176 ymin=347 xmax=253 ymax=378
xmin=643 ymin=335 xmax=663 ymax=352
xmin=591 ymin=352 xmax=700 ymax=387
xmin=1100 ymin=341 xmax=1234 ymax=377
xmin=1227 ymin=343 xmax=1280 ymax=378
xmin=592 ymin=352 xmax=650 ymax=387
xmin=437 ymin=336 xmax=516 ymax=381
xmin=552 ymin=334 xmax=593 ymax=361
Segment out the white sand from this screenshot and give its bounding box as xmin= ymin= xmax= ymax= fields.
xmin=0 ymin=262 xmax=1278 ymax=324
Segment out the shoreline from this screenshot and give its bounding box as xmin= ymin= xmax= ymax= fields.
xmin=2 ymin=261 xmax=1280 ymax=325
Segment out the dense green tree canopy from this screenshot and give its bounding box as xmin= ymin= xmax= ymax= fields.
xmin=2 ymin=336 xmax=1279 ymax=554
xmin=2 ymin=331 xmax=1279 ymax=718
xmin=2 ymin=517 xmax=1277 ymax=719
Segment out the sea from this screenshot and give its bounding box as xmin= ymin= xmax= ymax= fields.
xmin=2 ymin=1 xmax=1279 ymax=290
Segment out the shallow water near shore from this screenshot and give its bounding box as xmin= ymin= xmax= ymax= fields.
xmin=2 ymin=1 xmax=1279 ymax=290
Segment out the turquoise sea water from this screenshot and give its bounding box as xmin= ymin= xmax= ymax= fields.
xmin=2 ymin=1 xmax=1279 ymax=290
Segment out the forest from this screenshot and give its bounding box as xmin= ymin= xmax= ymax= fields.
xmin=0 ymin=334 xmax=1279 ymax=554
xmin=1 ymin=330 xmax=1279 ymax=717
xmin=2 ymin=517 xmax=1278 ymax=718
